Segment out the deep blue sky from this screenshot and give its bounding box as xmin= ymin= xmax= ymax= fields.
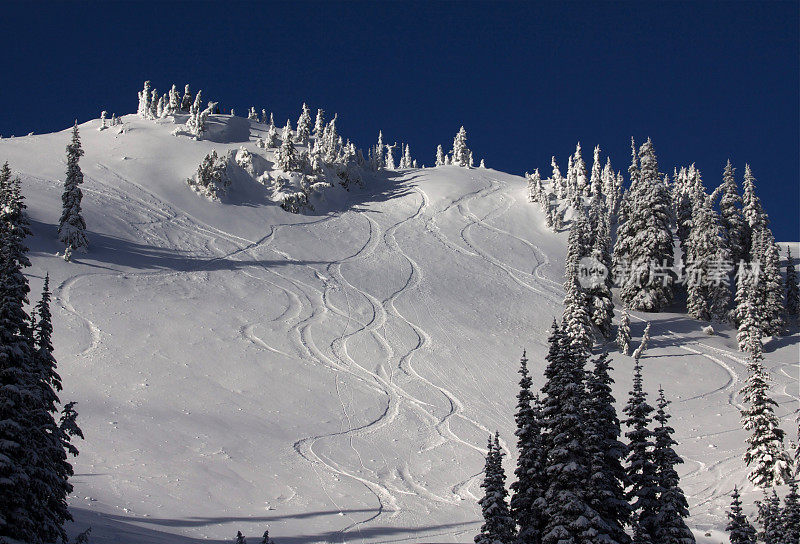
xmin=2 ymin=1 xmax=797 ymax=240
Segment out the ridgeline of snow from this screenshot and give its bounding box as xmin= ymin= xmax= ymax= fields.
xmin=0 ymin=116 xmax=796 ymax=543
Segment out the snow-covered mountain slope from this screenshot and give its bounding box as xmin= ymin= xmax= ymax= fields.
xmin=0 ymin=116 xmax=796 ymax=543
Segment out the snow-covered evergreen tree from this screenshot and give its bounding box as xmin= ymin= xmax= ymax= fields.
xmin=582 ymin=352 xmax=631 ymax=544
xmin=539 ymin=321 xmax=596 ymax=544
xmin=551 ymin=156 xmax=565 ymax=199
xmin=779 ymin=474 xmax=800 ymax=544
xmin=562 ymin=221 xmax=593 ymax=356
xmin=756 ymin=227 xmax=785 ymax=336
xmin=137 ymin=80 xmax=152 ymax=118
xmin=756 ymin=491 xmax=783 ymax=544
xmin=385 ymin=144 xmax=395 ymax=170
xmin=435 ymin=144 xmax=446 ymax=167
xmin=452 ymin=126 xmax=470 ymax=167
xmin=685 ymin=175 xmax=731 ymax=321
xmin=726 ymin=486 xmax=757 ymax=544
xmin=614 ymin=138 xmax=674 ymax=311
xmin=588 ymin=193 xmax=614 ymax=337
xmin=785 ymin=246 xmax=799 ymax=323
xmin=741 ymin=164 xmax=766 ymax=234
xmin=313 ymin=108 xmax=325 ymax=139
xmin=573 ymin=142 xmax=588 ymax=196
xmin=652 ymin=388 xmax=695 ymax=544
xmin=0 ymin=159 xmax=37 ymax=541
xmin=180 ymin=84 xmax=192 ymax=111
xmin=475 ymin=433 xmax=515 ymax=544
xmin=740 ymin=351 xmax=791 ymax=487
xmin=187 ymin=150 xmax=230 ymax=199
xmin=58 ymin=122 xmax=89 ymax=257
xmin=281 ymin=119 xmax=292 ymax=142
xmin=632 ymin=322 xmax=650 ymax=362
xmin=276 ymin=136 xmax=298 ymax=172
xmin=167 ymin=84 xmax=180 ymax=114
xmin=718 ymin=160 xmax=748 ymax=266
xmin=266 ymin=123 xmax=279 ymax=148
xmin=623 ymin=356 xmax=659 ymax=541
xmin=296 ymin=103 xmax=312 ymax=143
xmin=509 ymin=351 xmax=546 ymax=544
xmin=617 ymin=310 xmax=632 ymax=355
xmin=589 ymin=145 xmax=602 ymax=197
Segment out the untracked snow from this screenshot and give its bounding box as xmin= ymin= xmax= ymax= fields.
xmin=0 ymin=116 xmax=796 ymax=543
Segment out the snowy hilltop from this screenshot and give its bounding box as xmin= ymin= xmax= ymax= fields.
xmin=0 ymin=82 xmax=796 ymax=544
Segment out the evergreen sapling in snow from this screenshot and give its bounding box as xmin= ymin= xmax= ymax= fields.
xmin=726 ymin=486 xmax=757 ymax=544
xmin=58 ymin=122 xmax=89 ymax=259
xmin=475 ymin=433 xmax=515 ymax=544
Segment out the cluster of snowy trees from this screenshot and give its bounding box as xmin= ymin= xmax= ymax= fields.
xmin=528 ymin=138 xmax=796 ymax=336
xmin=187 ymin=149 xmax=232 ymax=200
xmin=0 ymin=163 xmax=83 ymax=543
xmin=434 ymin=126 xmax=478 ymax=167
xmin=726 ymin=474 xmax=799 ymax=544
xmin=476 ymin=321 xmax=695 ymax=544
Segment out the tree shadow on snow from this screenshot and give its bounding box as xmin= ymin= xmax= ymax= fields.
xmin=67 ymin=506 xmax=476 ymax=544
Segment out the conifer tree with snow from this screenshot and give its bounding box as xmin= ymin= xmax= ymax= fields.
xmin=276 ymin=135 xmax=298 ymax=172
xmin=265 ymin=123 xmax=279 ymax=148
xmin=539 ymin=321 xmax=597 ymax=544
xmin=137 ymin=80 xmax=152 ymax=118
xmin=756 ymin=227 xmax=785 ymax=336
xmin=718 ymin=160 xmax=748 ymax=267
xmin=617 ymin=310 xmax=632 ymax=355
xmin=435 ymin=144 xmax=446 ymax=167
xmin=779 ymin=474 xmax=800 ymax=544
xmin=614 ymin=138 xmax=674 ymax=312
xmin=685 ymin=174 xmax=731 ymax=322
xmin=58 ymin=122 xmax=89 ymax=258
xmin=562 ymin=260 xmax=593 ymax=357
xmin=385 ymin=143 xmax=395 ymax=170
xmin=180 ymin=84 xmax=192 ymax=111
xmin=475 ymin=433 xmax=515 ymax=544
xmin=582 ymin=352 xmax=631 ymax=544
xmin=588 ymin=193 xmax=615 ymax=337
xmin=0 ymin=161 xmax=37 ymax=541
xmin=756 ymin=491 xmax=783 ymax=544
xmin=296 ymin=103 xmax=312 ymax=143
xmin=726 ymin=486 xmax=757 ymax=544
xmin=652 ymin=388 xmax=695 ymax=544
xmin=551 ymin=156 xmax=565 ymax=199
xmin=402 ymin=144 xmax=413 ymax=169
xmin=741 ymin=164 xmax=766 ymax=236
xmin=573 ymin=142 xmax=588 ymax=196
xmin=740 ymin=351 xmax=791 ymax=487
xmin=785 ymin=246 xmax=799 ymax=323
xmin=26 ymin=274 xmax=83 ymax=543
xmin=452 ymin=126 xmax=470 ymax=167
xmin=589 ymin=145 xmax=602 ymax=197
xmin=281 ymin=119 xmax=292 ymax=142
xmin=168 ymin=84 xmax=180 ymax=114
xmin=313 ymin=108 xmax=325 ymax=139
xmin=623 ymin=356 xmax=660 ymax=541
xmin=509 ymin=351 xmax=547 ymax=544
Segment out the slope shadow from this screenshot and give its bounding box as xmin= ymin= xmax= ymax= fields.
xmin=68 ymin=507 xmax=475 ymax=544
xmin=28 ymin=219 xmax=328 ymax=273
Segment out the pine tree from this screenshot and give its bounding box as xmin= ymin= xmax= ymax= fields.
xmin=573 ymin=142 xmax=588 ymax=196
xmin=58 ymin=122 xmax=89 ymax=258
xmin=180 ymin=84 xmax=192 ymax=112
xmin=785 ymin=246 xmax=799 ymax=323
xmin=755 ymin=227 xmax=785 ymax=336
xmin=735 ymin=259 xmax=762 ymax=353
xmin=168 ymin=84 xmax=180 ymax=114
xmin=685 ymin=175 xmax=731 ymax=322
xmin=614 ymin=138 xmax=674 ymax=311
xmin=452 ymin=127 xmax=470 ymax=167
xmin=27 ymin=274 xmax=81 ymax=544
xmin=741 ymin=164 xmax=766 ymax=233
xmin=0 ymin=160 xmax=37 ymax=540
xmin=756 ymin=491 xmax=783 ymax=544
xmin=617 ymin=311 xmax=632 ymax=356
xmin=296 ymin=103 xmax=312 ymax=143
xmin=385 ymin=144 xmax=395 ymax=170
xmin=740 ymin=352 xmax=791 ymax=487
xmin=780 ymin=473 xmax=800 ymax=544
xmin=510 ymin=351 xmax=546 ymax=544
xmin=475 ymin=433 xmax=515 ymax=544
xmin=582 ymin=353 xmax=630 ymax=544
xmin=261 ymin=530 xmax=275 ymax=544
xmin=588 ymin=193 xmax=614 ymax=337
xmin=313 ymin=108 xmax=325 ymax=139
xmin=281 ymin=119 xmax=292 ymax=142
xmin=435 ymin=144 xmax=446 ymax=167
xmin=540 ymin=321 xmax=596 ymax=544
xmin=718 ymin=160 xmax=748 ymax=266
xmin=137 ymin=80 xmax=152 ymax=118
xmin=551 ymin=157 xmax=565 ymax=199
xmin=652 ymin=388 xmax=695 ymax=544
xmin=276 ymin=136 xmax=298 ymax=172
xmin=266 ymin=124 xmax=279 ymax=148
xmin=589 ymin=145 xmax=602 ymax=197
xmin=623 ymin=357 xmax=659 ymax=541
xmin=726 ymin=486 xmax=757 ymax=544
